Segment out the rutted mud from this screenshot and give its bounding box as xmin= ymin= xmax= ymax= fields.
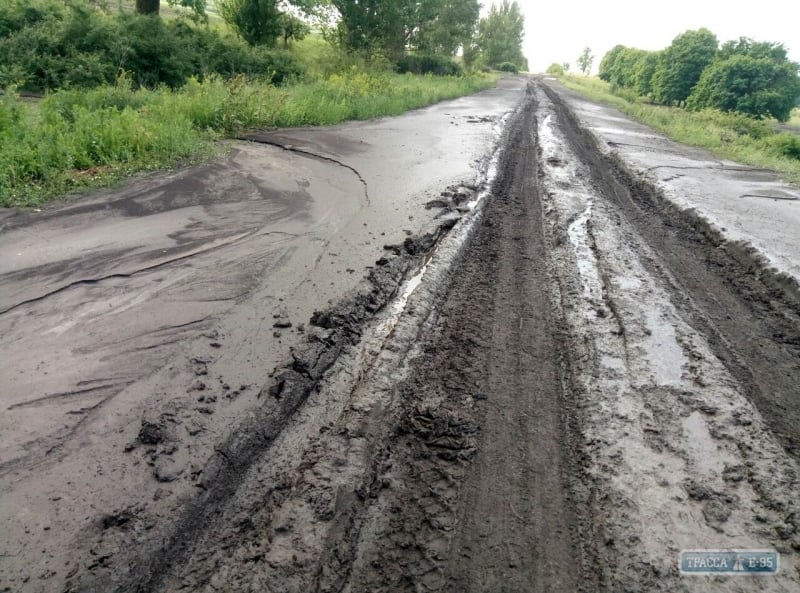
xmin=536 ymin=83 xmax=800 ymax=590
xmin=4 ymin=76 xmax=800 ymax=592
xmin=0 ymin=78 xmax=529 ymax=593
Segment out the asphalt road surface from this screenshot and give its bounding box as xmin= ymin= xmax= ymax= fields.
xmin=1 ymin=76 xmax=799 ymax=592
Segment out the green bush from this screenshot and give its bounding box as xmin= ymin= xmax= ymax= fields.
xmin=766 ymin=134 xmax=800 ymax=160
xmin=395 ymin=54 xmax=462 ymax=76
xmin=0 ymin=0 xmax=66 ymax=38
xmin=546 ymin=63 xmax=564 ymax=75
xmin=497 ymin=62 xmax=518 ymax=73
xmin=0 ymin=0 xmax=301 ymax=92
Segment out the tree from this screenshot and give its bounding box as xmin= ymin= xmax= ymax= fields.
xmin=651 ymin=28 xmax=718 ymax=106
xmin=330 ymin=0 xmax=409 ymax=58
xmin=719 ymin=37 xmax=789 ymax=62
xmin=631 ymin=51 xmax=659 ymax=97
xmin=476 ymin=0 xmax=525 ymax=69
xmin=218 ymin=0 xmax=282 ymax=46
xmin=598 ymin=45 xmax=642 ymax=88
xmin=577 ymin=46 xmax=593 ymax=75
xmin=279 ymin=12 xmax=309 ymax=47
xmin=561 ymin=62 xmax=569 ymax=72
xmin=412 ymin=0 xmax=480 ymax=56
xmin=598 ymin=44 xmax=624 ymax=82
xmin=687 ymin=54 xmax=800 ymax=121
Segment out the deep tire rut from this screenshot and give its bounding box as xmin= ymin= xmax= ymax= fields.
xmin=342 ymin=91 xmax=587 ymax=592
xmin=540 ymin=81 xmax=800 ymax=459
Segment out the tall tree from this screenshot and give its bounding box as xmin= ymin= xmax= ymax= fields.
xmin=217 ymin=0 xmax=282 ymax=46
xmin=577 ymin=46 xmax=593 ymax=75
xmin=719 ymin=37 xmax=789 ymax=62
xmin=631 ymin=50 xmax=659 ymax=97
xmin=477 ymin=0 xmax=525 ymax=68
xmin=598 ymin=44 xmax=624 ymax=82
xmin=412 ymin=0 xmax=480 ymax=56
xmin=687 ymin=52 xmax=800 ymax=121
xmin=651 ymin=28 xmax=718 ymax=106
xmin=331 ymin=0 xmax=409 ymax=58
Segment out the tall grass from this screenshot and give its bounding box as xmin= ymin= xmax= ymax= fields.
xmin=1 ymin=71 xmax=498 ymax=207
xmin=557 ymin=74 xmax=800 ymax=187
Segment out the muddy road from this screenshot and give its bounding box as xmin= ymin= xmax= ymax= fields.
xmin=3 ymin=77 xmax=800 ymax=592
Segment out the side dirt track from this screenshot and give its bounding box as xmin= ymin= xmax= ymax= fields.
xmin=4 ymin=77 xmax=800 ymax=592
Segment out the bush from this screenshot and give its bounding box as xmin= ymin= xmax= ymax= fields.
xmin=0 ymin=0 xmax=66 ymax=38
xmin=766 ymin=134 xmax=800 ymax=160
xmin=395 ymin=54 xmax=462 ymax=76
xmin=497 ymin=62 xmax=518 ymax=73
xmin=0 ymin=0 xmax=301 ymax=92
xmin=546 ymin=63 xmax=564 ymax=75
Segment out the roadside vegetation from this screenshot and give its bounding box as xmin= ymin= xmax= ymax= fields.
xmin=550 ymin=28 xmax=800 ymax=185
xmin=0 ymin=0 xmax=528 ymax=207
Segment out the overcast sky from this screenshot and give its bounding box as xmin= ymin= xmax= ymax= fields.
xmin=514 ymin=0 xmax=800 ymax=73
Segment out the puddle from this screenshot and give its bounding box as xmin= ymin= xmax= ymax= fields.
xmin=466 ymin=113 xmax=511 ymax=210
xmin=567 ymin=201 xmax=603 ymax=306
xmin=381 ymin=258 xmax=430 ymax=329
xmin=538 ymin=115 xmax=572 ymax=186
xmin=683 ymin=411 xmax=735 ymax=477
xmin=641 ymin=309 xmax=685 ymax=385
xmin=614 ymin=276 xmax=641 ymax=291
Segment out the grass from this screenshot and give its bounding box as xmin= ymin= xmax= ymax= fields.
xmin=1 ymin=70 xmax=498 ymax=208
xmin=556 ymin=74 xmax=800 ymax=187
xmin=788 ymin=108 xmax=800 ymax=128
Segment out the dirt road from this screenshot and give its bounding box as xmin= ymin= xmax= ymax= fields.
xmin=2 ymin=77 xmax=800 ymax=592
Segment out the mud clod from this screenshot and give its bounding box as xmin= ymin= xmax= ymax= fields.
xmin=138 ymin=411 xmax=175 ymax=446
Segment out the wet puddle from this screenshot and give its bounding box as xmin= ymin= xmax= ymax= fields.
xmin=641 ymin=309 xmax=685 ymax=385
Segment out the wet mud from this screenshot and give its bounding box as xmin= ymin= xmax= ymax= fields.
xmin=3 ymin=76 xmax=800 ymax=592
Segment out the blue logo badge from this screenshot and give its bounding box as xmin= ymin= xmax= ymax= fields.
xmin=680 ymin=550 xmax=779 ymax=575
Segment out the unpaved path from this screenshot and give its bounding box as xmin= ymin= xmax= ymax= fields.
xmin=2 ymin=77 xmax=800 ymax=592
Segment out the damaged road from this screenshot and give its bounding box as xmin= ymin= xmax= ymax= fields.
xmin=3 ymin=75 xmax=800 ymax=592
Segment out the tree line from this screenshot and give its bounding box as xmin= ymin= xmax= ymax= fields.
xmin=1 ymin=0 xmax=528 ymax=93
xmin=598 ymin=29 xmax=800 ymax=121
xmin=139 ymin=0 xmax=528 ymax=71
